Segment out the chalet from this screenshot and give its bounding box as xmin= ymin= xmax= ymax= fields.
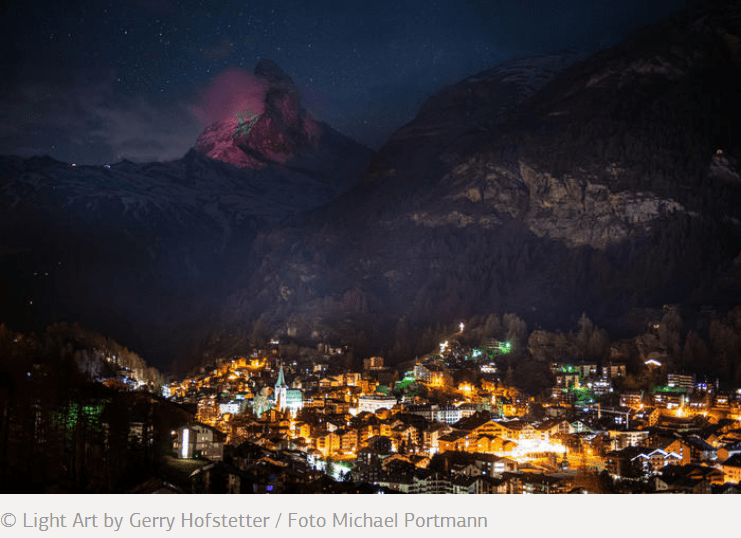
xmin=664 ymin=435 xmax=716 ymax=464
xmin=502 ymin=472 xmax=571 ymax=494
xmin=471 ymin=419 xmax=510 ymax=440
xmin=504 ymin=420 xmax=540 ymax=441
xmin=423 ymin=422 xmax=453 ymax=452
xmin=606 ymin=447 xmax=645 ymax=478
xmin=721 ymin=454 xmax=741 ymax=484
xmin=607 ymin=429 xmax=649 ymax=450
xmin=467 ymin=475 xmax=508 ymax=494
xmin=655 ymin=464 xmax=724 ymax=493
xmin=339 ymin=428 xmax=359 ymax=454
xmin=390 ymin=422 xmax=420 ymax=448
xmin=451 ymin=462 xmax=481 ymax=477
xmin=316 ymin=431 xmax=341 ymax=455
xmin=571 ymin=420 xmax=594 ymax=433
xmin=630 ymin=448 xmax=681 ymax=474
xmin=717 ymin=441 xmax=741 ymax=462
xmin=470 ymin=434 xmax=497 ymax=453
xmin=438 ymin=431 xmax=469 ymax=453
xmin=538 ymin=418 xmax=575 ymax=438
xmin=409 ymin=471 xmax=454 ymax=494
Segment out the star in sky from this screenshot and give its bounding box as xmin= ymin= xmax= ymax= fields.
xmin=0 ymin=0 xmax=691 ymax=164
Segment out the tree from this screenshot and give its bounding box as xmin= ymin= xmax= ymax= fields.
xmin=576 ymin=313 xmax=594 ymax=360
xmin=390 ymin=316 xmax=411 ymax=362
xmin=589 ymin=328 xmax=610 ymax=361
xmin=658 ymin=307 xmax=682 ymax=359
xmin=503 ymin=313 xmax=527 ymax=352
xmin=709 ymin=319 xmax=740 ymax=380
xmin=250 ymin=314 xmax=271 ymax=346
xmin=682 ymin=331 xmax=709 ymax=371
xmin=483 ymin=313 xmax=502 ymax=340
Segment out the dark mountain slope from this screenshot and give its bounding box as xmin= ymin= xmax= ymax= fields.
xmin=220 ymin=1 xmax=741 ymax=356
xmin=0 ymin=61 xmax=373 ymax=366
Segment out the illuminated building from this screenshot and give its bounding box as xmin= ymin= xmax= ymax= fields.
xmin=275 ymin=362 xmax=288 ymax=409
xmin=555 ymin=369 xmax=580 ymax=389
xmin=274 ymin=363 xmax=304 ymax=414
xmin=358 ymin=395 xmax=397 ymax=413
xmin=620 ymin=392 xmax=644 ymax=408
xmin=518 ymin=474 xmax=570 ymax=494
xmin=575 ymin=363 xmax=599 ymax=378
xmin=252 ymin=388 xmax=274 ymax=417
xmin=438 ymin=432 xmax=469 ymax=453
xmin=316 ymin=431 xmax=341 ymax=455
xmin=173 ymin=424 xmax=225 ymax=461
xmin=344 ymin=372 xmax=361 ymax=386
xmin=652 ymin=389 xmax=686 ymax=409
xmin=196 ymin=398 xmax=219 ymax=425
xmin=721 ymin=454 xmax=741 ymax=484
xmin=607 ymin=429 xmax=649 ymax=450
xmin=630 ymin=448 xmax=682 ymax=473
xmin=403 ymin=403 xmax=479 ymax=425
xmin=413 ymin=362 xmax=451 ymax=385
xmin=219 ymin=400 xmax=247 ymax=415
xmin=664 ymin=436 xmax=716 ymax=464
xmin=340 ymin=429 xmax=360 ymax=454
xmin=479 ymin=363 xmax=498 ymax=374
xmin=602 ymin=363 xmax=627 ymax=379
xmin=668 ymin=373 xmax=695 ymax=391
xmin=364 ymin=356 xmax=384 ymax=370
xmin=283 ymin=389 xmax=304 ymax=413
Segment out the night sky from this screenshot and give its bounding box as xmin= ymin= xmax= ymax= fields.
xmin=1 ymin=0 xmax=693 ymax=165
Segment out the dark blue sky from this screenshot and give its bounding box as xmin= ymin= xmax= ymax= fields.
xmin=1 ymin=0 xmax=692 ymax=164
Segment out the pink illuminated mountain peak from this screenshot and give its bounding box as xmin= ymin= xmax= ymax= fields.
xmin=194 ymin=59 xmax=321 ymax=168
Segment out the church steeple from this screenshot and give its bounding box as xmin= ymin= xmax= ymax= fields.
xmin=275 ymin=361 xmax=288 ymax=411
xmin=276 ymin=361 xmax=288 ymax=389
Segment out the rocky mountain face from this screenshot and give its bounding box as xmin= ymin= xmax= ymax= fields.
xmin=220 ymin=1 xmax=741 ymax=356
xmin=0 ymin=61 xmax=373 ymax=366
xmin=195 ymin=59 xmax=319 ymax=166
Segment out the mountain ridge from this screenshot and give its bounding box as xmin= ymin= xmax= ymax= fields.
xmin=0 ymin=60 xmax=373 ymax=367
xmin=3 ymin=4 xmax=741 ymax=367
xmin=212 ymin=1 xmax=741 ymax=359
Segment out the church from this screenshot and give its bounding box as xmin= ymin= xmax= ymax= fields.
xmin=272 ymin=362 xmax=304 ymax=415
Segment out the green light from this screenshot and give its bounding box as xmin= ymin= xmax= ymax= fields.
xmin=653 ymin=385 xmax=686 ymax=394
xmin=396 ymin=378 xmax=414 ymax=390
xmin=233 ymin=111 xmax=262 ymax=140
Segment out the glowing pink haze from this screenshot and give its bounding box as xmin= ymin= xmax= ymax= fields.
xmin=190 ymin=68 xmax=269 ymax=127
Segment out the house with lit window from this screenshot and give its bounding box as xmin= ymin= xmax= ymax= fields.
xmin=538 ymin=418 xmax=575 ymax=438
xmin=438 ymin=431 xmax=469 ymax=453
xmin=502 ymin=472 xmax=570 ymax=494
xmin=607 ymin=429 xmax=649 ymax=450
xmin=409 ymin=471 xmax=454 ymax=494
xmin=390 ymin=422 xmax=420 ymax=450
xmin=339 ymin=428 xmax=359 ymax=454
xmin=423 ymin=422 xmax=453 ymax=452
xmin=316 ymin=431 xmax=341 ymax=455
xmin=655 ymin=464 xmax=724 ymax=493
xmin=173 ymin=423 xmax=225 ymax=461
xmin=472 ymin=420 xmax=510 ymax=439
xmin=664 ymin=435 xmax=716 ymax=464
xmin=630 ymin=448 xmax=681 ymax=474
xmin=471 ymin=434 xmax=496 ymax=453
xmin=721 ymin=454 xmax=741 ymax=484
